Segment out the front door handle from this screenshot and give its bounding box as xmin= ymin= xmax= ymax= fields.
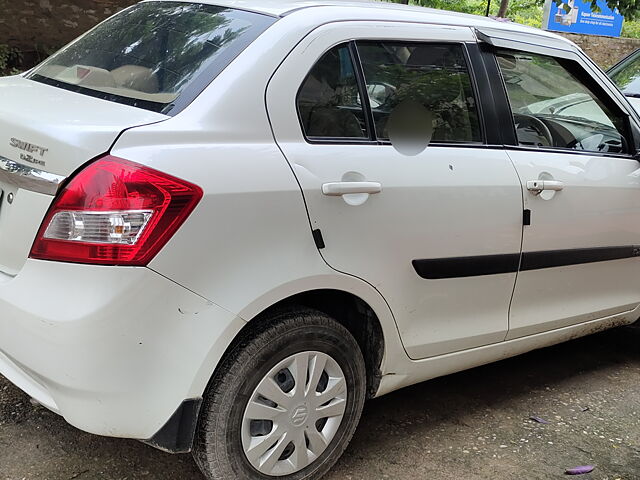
xmin=322 ymin=181 xmax=382 ymax=196
xmin=526 ymin=180 xmax=564 ymax=195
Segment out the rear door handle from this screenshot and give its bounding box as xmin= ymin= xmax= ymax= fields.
xmin=322 ymin=181 xmax=382 ymax=196
xmin=526 ymin=180 xmax=564 ymax=195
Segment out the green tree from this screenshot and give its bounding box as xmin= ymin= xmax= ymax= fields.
xmin=497 ymin=0 xmax=510 ymax=17
xmin=391 ymin=0 xmax=640 ymax=19
xmin=570 ymin=0 xmax=640 ymax=19
xmin=390 ymin=0 xmax=487 ymax=14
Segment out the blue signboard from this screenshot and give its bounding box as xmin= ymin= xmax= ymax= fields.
xmin=543 ymin=0 xmax=623 ymax=37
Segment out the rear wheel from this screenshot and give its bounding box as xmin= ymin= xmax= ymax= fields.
xmin=193 ymin=308 xmax=367 ymax=480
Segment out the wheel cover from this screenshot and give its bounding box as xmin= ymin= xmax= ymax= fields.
xmin=241 ymin=351 xmax=347 ymax=476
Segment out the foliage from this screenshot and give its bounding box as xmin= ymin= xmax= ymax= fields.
xmin=404 ymin=0 xmax=487 ymax=13
xmin=622 ymin=18 xmax=640 ymax=35
xmin=567 ymin=0 xmax=640 ymax=20
xmin=388 ymin=0 xmax=640 ymax=37
xmin=389 ymin=0 xmax=536 ymax=17
xmin=0 ymin=44 xmax=22 ymax=76
xmin=491 ymin=0 xmax=640 ymax=20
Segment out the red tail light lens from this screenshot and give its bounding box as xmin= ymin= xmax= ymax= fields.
xmin=30 ymin=155 xmax=203 ymax=266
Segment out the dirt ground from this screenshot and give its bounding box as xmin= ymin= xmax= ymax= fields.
xmin=1 ymin=325 xmax=639 ymax=480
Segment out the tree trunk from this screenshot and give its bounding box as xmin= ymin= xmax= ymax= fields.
xmin=497 ymin=0 xmax=509 ymax=17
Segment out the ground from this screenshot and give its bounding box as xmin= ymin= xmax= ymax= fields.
xmin=1 ymin=326 xmax=639 ymax=480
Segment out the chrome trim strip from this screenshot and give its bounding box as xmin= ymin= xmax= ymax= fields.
xmin=0 ymin=155 xmax=65 ymax=196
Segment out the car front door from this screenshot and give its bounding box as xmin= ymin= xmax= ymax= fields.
xmin=266 ymin=22 xmax=524 ymax=359
xmin=484 ymin=33 xmax=640 ymax=339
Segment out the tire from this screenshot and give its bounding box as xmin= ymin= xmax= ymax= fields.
xmin=193 ymin=307 xmax=367 ymax=480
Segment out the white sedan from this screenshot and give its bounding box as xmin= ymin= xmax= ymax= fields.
xmin=0 ymin=1 xmax=639 ymax=479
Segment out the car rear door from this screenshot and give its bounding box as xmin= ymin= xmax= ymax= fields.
xmin=266 ymin=22 xmax=524 ymax=359
xmin=479 ymin=28 xmax=640 ymax=339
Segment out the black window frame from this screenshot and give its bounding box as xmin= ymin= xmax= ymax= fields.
xmin=488 ymin=46 xmax=637 ymax=159
xmin=295 ymin=39 xmax=489 ymax=147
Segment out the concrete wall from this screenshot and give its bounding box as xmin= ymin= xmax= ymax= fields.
xmin=0 ymin=2 xmax=639 ymax=69
xmin=0 ymin=0 xmax=136 ymax=64
xmin=558 ymin=32 xmax=640 ymax=69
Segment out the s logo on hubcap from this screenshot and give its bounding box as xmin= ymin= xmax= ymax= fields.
xmin=290 ymin=405 xmax=308 ymax=426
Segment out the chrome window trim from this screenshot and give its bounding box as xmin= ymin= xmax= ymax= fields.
xmin=0 ymin=155 xmax=66 ymax=196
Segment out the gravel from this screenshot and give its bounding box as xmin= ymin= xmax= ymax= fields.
xmin=1 ymin=325 xmax=639 ymax=480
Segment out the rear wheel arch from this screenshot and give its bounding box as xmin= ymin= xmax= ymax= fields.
xmin=221 ymin=289 xmax=386 ymax=400
xmin=257 ymin=289 xmax=385 ymax=399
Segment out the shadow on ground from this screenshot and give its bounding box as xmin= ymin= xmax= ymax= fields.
xmin=1 ymin=326 xmax=639 ymax=479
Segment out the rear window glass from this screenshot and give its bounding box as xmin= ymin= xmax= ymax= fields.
xmin=357 ymin=41 xmax=482 ymax=144
xmin=26 ymin=2 xmax=275 ymax=114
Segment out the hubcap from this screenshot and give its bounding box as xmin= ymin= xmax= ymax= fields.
xmin=241 ymin=351 xmax=347 ymax=476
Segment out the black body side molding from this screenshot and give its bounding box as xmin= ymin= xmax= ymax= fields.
xmin=413 ymin=246 xmax=640 ymax=280
xmin=142 ymin=398 xmax=202 ymax=454
xmin=413 ymin=253 xmax=520 ymax=279
xmin=520 ymin=246 xmax=640 ymax=271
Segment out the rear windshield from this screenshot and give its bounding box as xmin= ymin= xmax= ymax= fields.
xmin=26 ymin=2 xmax=276 ymax=114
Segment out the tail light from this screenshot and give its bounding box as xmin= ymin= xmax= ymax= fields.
xmin=29 ymin=155 xmax=203 ymax=266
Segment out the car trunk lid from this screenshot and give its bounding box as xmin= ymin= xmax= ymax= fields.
xmin=0 ymin=76 xmax=168 ymax=275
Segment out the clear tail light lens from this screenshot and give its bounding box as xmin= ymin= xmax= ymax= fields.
xmin=44 ymin=210 xmax=154 ymax=245
xmin=30 ymin=155 xmax=203 ymax=266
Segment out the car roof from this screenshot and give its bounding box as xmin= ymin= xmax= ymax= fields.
xmin=142 ymin=0 xmax=573 ymax=49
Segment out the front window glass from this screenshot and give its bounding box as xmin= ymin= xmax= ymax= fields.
xmin=497 ymin=50 xmax=628 ymax=154
xmin=27 ymin=2 xmax=274 ymax=114
xmin=356 ymin=42 xmax=482 ymax=144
